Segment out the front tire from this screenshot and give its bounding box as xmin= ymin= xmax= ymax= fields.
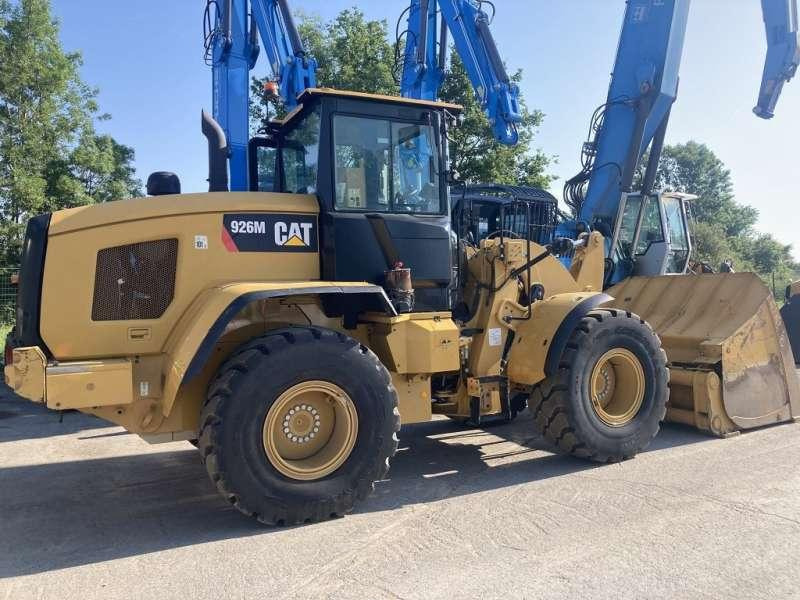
xmin=199 ymin=327 xmax=400 ymax=525
xmin=530 ymin=309 xmax=669 ymax=463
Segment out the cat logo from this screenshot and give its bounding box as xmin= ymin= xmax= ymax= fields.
xmin=274 ymin=221 xmax=314 ymax=248
xmin=222 ymin=213 xmax=318 ymax=253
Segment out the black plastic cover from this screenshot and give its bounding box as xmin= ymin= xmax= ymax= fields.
xmin=146 ymin=172 xmax=181 ymax=196
xmin=781 ymin=299 xmax=800 ymax=365
xmin=15 ymin=213 xmax=52 ymax=356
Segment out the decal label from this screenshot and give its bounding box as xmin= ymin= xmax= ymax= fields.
xmin=222 ymin=214 xmax=318 ymax=253
xmin=194 ymin=235 xmax=209 ymax=250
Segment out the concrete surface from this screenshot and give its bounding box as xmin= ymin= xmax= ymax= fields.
xmin=1 ymin=388 xmax=800 ymax=600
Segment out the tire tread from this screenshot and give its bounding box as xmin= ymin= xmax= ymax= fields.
xmin=198 ymin=326 xmax=400 ymax=526
xmin=530 ymin=309 xmax=668 ymax=463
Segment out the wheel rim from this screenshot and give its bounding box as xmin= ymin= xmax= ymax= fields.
xmin=263 ymin=381 xmax=358 ymax=481
xmin=590 ymin=348 xmax=645 ymax=427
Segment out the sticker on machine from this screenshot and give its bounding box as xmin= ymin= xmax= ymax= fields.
xmin=222 ymin=214 xmax=318 ymax=253
xmin=488 ymin=328 xmax=502 ymax=347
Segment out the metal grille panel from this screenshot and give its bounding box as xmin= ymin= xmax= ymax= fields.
xmin=92 ymin=239 xmax=178 ymax=321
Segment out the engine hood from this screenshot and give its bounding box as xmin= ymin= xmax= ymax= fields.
xmin=48 ymin=192 xmax=319 ymax=236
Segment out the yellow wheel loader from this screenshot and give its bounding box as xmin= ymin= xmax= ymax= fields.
xmin=5 ymin=90 xmax=798 ymax=525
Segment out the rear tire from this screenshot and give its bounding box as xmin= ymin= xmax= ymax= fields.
xmin=529 ymin=309 xmax=668 ymax=462
xmin=199 ymin=326 xmax=400 ymax=525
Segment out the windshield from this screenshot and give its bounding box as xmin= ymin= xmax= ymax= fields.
xmin=617 ymin=196 xmax=643 ymax=258
xmin=332 ymin=114 xmax=442 ymax=214
xmin=636 ymin=196 xmax=665 ymax=256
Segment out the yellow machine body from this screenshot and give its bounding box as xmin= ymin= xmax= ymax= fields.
xmin=4 ymin=187 xmax=798 ymax=443
xmin=4 ymin=192 xmax=611 ymax=440
xmin=608 ymin=273 xmax=800 ymax=435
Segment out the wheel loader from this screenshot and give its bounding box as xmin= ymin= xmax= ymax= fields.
xmin=5 ymin=89 xmax=799 ymax=525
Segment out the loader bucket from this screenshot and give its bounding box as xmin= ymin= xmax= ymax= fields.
xmin=607 ymin=273 xmax=800 ymax=436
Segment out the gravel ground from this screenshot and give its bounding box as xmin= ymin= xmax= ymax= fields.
xmin=1 ymin=386 xmax=800 ymax=600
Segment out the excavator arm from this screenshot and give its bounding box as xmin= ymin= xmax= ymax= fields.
xmin=204 ymin=0 xmax=317 ymax=191
xmin=755 ymin=0 xmax=800 ymax=119
xmin=400 ymin=0 xmax=521 ymax=145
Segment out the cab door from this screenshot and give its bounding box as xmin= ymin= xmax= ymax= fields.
xmin=319 ymin=107 xmax=453 ymax=312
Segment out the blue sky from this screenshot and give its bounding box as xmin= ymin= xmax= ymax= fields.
xmin=51 ymin=1 xmax=799 ymax=258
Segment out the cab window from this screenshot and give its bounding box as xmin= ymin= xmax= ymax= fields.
xmin=663 ymin=196 xmax=690 ymax=273
xmin=254 ymin=145 xmax=278 ymax=192
xmin=636 ymin=196 xmax=665 ymax=255
xmin=333 ymin=115 xmax=442 ymax=214
xmin=617 ymin=196 xmax=643 ymax=258
xmin=282 ymin=106 xmax=321 ymax=194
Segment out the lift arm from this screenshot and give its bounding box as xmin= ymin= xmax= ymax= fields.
xmin=205 ymin=0 xmax=317 ymax=191
xmin=400 ymin=0 xmax=521 ymax=145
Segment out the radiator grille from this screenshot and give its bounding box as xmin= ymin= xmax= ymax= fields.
xmin=92 ymin=239 xmax=178 ymax=321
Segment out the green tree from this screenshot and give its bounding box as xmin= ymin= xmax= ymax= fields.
xmin=438 ymin=55 xmax=551 ymax=187
xmin=0 ymin=0 xmax=141 ymax=263
xmin=251 ymin=9 xmax=397 ymax=130
xmin=646 ymin=141 xmax=757 ymax=237
xmin=252 ymin=8 xmax=552 ymax=187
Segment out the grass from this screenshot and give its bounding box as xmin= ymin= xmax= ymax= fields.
xmin=0 ymin=323 xmax=11 ymax=364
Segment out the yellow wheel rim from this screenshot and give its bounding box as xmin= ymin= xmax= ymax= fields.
xmin=590 ymin=348 xmax=645 ymax=427
xmin=262 ymin=381 xmax=358 ymax=481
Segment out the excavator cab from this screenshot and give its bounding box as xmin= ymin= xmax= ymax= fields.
xmin=451 ymin=184 xmax=559 ymax=247
xmin=610 ymin=192 xmax=694 ymax=281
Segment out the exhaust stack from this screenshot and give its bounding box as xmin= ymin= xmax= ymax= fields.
xmin=202 ymin=110 xmax=229 ymax=193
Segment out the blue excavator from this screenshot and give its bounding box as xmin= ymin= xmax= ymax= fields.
xmin=206 ymin=0 xmax=798 ymax=283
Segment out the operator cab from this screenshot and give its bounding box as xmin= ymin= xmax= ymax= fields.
xmin=610 ymin=192 xmax=695 ymax=281
xmin=452 ymin=184 xmax=558 ymax=247
xmin=246 ymin=89 xmax=459 ymax=311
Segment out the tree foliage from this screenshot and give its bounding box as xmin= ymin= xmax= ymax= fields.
xmin=251 ymin=8 xmax=552 ymax=187
xmin=438 ymin=55 xmax=551 ymax=188
xmin=645 ymin=141 xmax=757 ymax=237
xmin=0 ymin=0 xmax=141 ymax=262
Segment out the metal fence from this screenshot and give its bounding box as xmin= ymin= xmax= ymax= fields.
xmin=0 ymin=267 xmax=18 ymax=325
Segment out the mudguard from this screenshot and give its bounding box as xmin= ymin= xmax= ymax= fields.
xmin=507 ymin=291 xmax=612 ymax=387
xmin=161 ymin=281 xmax=394 ymax=415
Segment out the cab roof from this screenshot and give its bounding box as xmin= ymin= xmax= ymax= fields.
xmin=298 ymin=88 xmax=463 ymax=112
xmin=271 ymin=87 xmax=463 ymax=127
